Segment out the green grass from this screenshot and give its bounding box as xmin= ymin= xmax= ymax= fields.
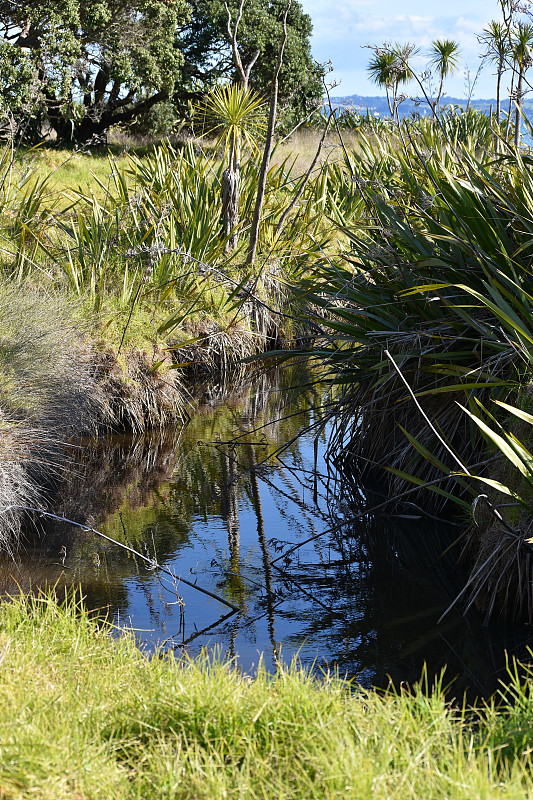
xmin=13 ymin=146 xmax=131 ymax=206
xmin=0 ymin=592 xmax=532 ymax=798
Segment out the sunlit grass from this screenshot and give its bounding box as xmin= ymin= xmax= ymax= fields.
xmin=0 ymin=591 xmax=532 ymax=799
xmin=15 ymin=146 xmax=132 ymax=205
xmin=271 ymin=129 xmax=362 ymax=173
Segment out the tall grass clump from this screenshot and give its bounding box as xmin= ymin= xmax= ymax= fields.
xmin=3 ymin=138 xmax=332 ymax=376
xmin=1 ymin=590 xmax=533 ymax=798
xmin=0 ymin=131 xmax=342 ymax=547
xmin=0 ymin=286 xmax=111 ymax=547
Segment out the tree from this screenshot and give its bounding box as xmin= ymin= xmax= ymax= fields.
xmin=175 ymin=0 xmax=322 ymax=124
xmin=511 ymin=21 xmax=533 ymax=147
xmin=197 ymin=83 xmax=266 ymax=248
xmin=428 ymin=39 xmax=461 ymax=108
xmin=367 ymin=50 xmax=397 ymax=117
xmin=247 ymin=0 xmax=291 ymax=267
xmin=0 ymin=37 xmax=39 ymax=138
xmin=367 ymin=44 xmax=414 ymax=120
xmin=0 ymin=0 xmax=189 ymax=144
xmin=480 ymin=21 xmax=512 ymax=126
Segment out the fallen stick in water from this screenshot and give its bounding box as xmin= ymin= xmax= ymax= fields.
xmin=0 ymin=505 xmax=241 ymax=614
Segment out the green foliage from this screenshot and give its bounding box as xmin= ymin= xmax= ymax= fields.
xmin=195 ymin=83 xmax=267 ymax=158
xmin=0 ymin=0 xmax=189 ymax=143
xmin=288 ymin=113 xmax=533 ymax=512
xmin=511 ymin=21 xmax=533 ymax=71
xmin=367 ymin=43 xmax=416 ymax=117
xmin=428 ymin=39 xmax=461 ymax=104
xmin=0 ymin=39 xmax=38 ymax=124
xmin=128 ymin=100 xmax=181 ymax=138
xmin=0 ymin=139 xmax=329 ymax=356
xmin=177 ymin=0 xmax=322 ymax=123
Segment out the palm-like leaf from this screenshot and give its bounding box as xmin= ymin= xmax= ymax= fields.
xmin=429 ymin=39 xmax=460 ymax=104
xmin=194 ymin=84 xmax=267 ymax=157
xmin=429 ymin=39 xmax=461 ymax=77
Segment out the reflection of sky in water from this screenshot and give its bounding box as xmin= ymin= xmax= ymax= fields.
xmin=114 ymin=414 xmax=337 ymax=674
xmin=3 ymin=371 xmax=533 ymax=698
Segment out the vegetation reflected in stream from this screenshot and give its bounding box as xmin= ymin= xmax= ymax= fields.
xmin=2 ymin=369 xmax=533 ymax=697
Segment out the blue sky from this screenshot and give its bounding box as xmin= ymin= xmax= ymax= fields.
xmin=300 ymin=0 xmax=510 ymax=99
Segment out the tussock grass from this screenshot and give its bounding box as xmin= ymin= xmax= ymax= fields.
xmin=0 ymin=288 xmax=106 ymax=430
xmin=0 ymin=281 xmax=188 ymax=547
xmin=0 ymin=287 xmax=110 ymax=547
xmin=0 ymin=591 xmax=532 ymax=799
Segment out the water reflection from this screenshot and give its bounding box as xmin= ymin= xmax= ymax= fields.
xmin=1 ymin=368 xmax=533 ymax=697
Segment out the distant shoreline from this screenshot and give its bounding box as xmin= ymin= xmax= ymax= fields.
xmin=329 ymin=94 xmax=530 ymax=119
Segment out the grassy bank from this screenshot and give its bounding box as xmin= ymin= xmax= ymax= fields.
xmin=0 ymin=591 xmax=533 ymax=799
xmin=0 ymin=132 xmax=336 ymax=545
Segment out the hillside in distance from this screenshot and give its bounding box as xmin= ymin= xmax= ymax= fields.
xmin=330 ymin=93 xmax=533 ymax=118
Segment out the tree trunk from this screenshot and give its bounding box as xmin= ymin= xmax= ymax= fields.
xmin=247 ymin=0 xmax=291 ymax=267
xmin=49 ymin=92 xmax=168 ymax=146
xmin=385 ymin=87 xmax=393 ymax=117
xmin=222 ymin=130 xmax=241 ymax=250
xmin=222 ymin=167 xmax=239 ymax=250
xmin=495 ymin=63 xmax=503 ymax=155
xmin=506 ymin=69 xmax=516 ymax=140
xmin=496 ymin=62 xmax=502 ymax=125
xmin=436 ymin=74 xmax=444 ymax=108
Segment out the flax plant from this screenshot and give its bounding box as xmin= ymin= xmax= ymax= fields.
xmin=284 ymin=107 xmax=533 ymax=618
xmin=195 ymin=84 xmax=267 ymax=249
xmin=296 ymin=115 xmax=533 ymax=504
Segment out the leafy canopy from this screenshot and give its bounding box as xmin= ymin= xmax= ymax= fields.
xmin=177 ymin=0 xmax=322 ymax=120
xmin=0 ymin=0 xmax=189 ymax=142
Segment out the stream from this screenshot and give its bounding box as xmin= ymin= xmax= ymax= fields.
xmin=2 ymin=368 xmax=533 ymax=697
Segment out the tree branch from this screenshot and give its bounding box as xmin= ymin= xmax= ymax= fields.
xmin=275 ymin=108 xmax=334 ymax=236
xmin=247 ymin=0 xmax=292 ymax=266
xmin=225 ymin=0 xmax=260 ymax=91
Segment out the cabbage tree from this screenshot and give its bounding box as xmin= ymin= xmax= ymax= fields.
xmin=197 ymin=84 xmax=266 ymax=248
xmin=512 ymin=22 xmax=533 ymax=147
xmin=428 ymin=39 xmax=461 ymax=108
xmin=367 ymin=43 xmax=414 ymax=120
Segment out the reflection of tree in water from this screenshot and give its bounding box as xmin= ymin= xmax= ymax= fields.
xmin=1 ymin=367 xmax=324 ymax=627
xmin=249 ymin=444 xmax=280 ymax=663
xmin=219 ymin=452 xmax=246 ymax=612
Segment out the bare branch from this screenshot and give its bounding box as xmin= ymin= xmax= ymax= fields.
xmin=0 ymin=505 xmax=241 ymax=613
xmin=224 ymin=0 xmax=259 ymax=91
xmin=247 ymin=0 xmax=292 ymax=266
xmin=275 ymin=108 xmax=335 ymax=236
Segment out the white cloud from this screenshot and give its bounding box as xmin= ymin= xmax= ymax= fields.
xmin=301 ymin=0 xmax=502 ymax=97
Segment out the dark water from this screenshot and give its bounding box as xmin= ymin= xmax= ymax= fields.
xmin=3 ymin=369 xmax=533 ymax=697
